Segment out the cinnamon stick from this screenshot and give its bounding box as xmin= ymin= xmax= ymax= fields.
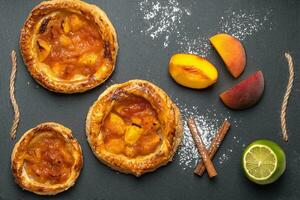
xmin=194 ymin=119 xmax=231 ymax=176
xmin=188 ymin=117 xmax=217 ymax=178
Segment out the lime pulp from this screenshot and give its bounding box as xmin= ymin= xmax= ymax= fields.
xmin=242 ymin=139 xmax=286 ymax=185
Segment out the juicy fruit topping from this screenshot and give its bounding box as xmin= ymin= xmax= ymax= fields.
xmin=102 ymin=95 xmax=161 ymax=157
xmin=169 ymin=54 xmax=218 ymax=89
xmin=139 ymin=134 xmax=161 ymax=155
xmin=59 ymin=34 xmax=72 ymax=46
xmin=220 ymin=71 xmax=264 ymax=110
xmin=36 ymin=39 xmax=51 ymax=62
xmin=130 ymin=116 xmax=142 ymax=127
xmin=79 ymin=53 xmax=98 ymax=65
xmin=69 ymin=14 xmax=85 ymax=31
xmin=52 ymin=63 xmax=64 ymax=77
xmin=104 ymin=113 xmax=126 ymax=135
xmin=61 ymin=16 xmax=71 ymax=34
xmin=36 ymin=12 xmax=108 ymax=80
xmin=105 ymin=138 xmax=125 ymax=154
xmin=23 ymin=131 xmax=74 ymax=184
xmin=210 ymin=33 xmax=246 ymax=78
xmin=125 ymin=125 xmax=143 ymax=145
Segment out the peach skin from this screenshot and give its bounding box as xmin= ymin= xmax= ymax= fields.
xmin=210 ymin=33 xmax=246 ymax=78
xmin=169 ymin=53 xmax=218 ymax=89
xmin=220 ymin=71 xmax=264 ymax=110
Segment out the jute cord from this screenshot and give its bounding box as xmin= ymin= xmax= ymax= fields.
xmin=281 ymin=52 xmax=294 ymax=142
xmin=9 ymin=50 xmax=20 ymax=140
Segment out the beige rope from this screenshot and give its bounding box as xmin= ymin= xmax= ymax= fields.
xmin=9 ymin=50 xmax=20 ymax=140
xmin=280 ymin=52 xmax=294 ymax=142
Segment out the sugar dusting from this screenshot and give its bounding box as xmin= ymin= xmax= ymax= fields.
xmin=175 ymin=99 xmax=242 ymax=170
xmin=176 ymin=34 xmax=211 ymax=57
xmin=138 ymin=0 xmax=212 ymax=56
xmin=219 ymin=9 xmax=273 ymax=41
xmin=138 ymin=0 xmax=191 ymax=48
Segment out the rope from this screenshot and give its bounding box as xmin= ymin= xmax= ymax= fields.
xmin=9 ymin=50 xmax=20 ymax=140
xmin=280 ymin=52 xmax=294 ymax=142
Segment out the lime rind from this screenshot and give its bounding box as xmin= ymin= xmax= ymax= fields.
xmin=243 ymin=144 xmax=277 ymax=181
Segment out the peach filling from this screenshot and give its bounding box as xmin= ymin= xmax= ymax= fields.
xmin=23 ymin=131 xmax=75 ymax=184
xmin=35 ymin=12 xmax=108 ymax=80
xmin=102 ymin=96 xmax=162 ymax=158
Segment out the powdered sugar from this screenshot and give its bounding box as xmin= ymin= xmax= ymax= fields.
xmin=138 ymin=0 xmax=213 ymax=56
xmin=219 ymin=9 xmax=273 ymax=41
xmin=218 ymin=152 xmax=230 ymax=164
xmin=139 ymin=0 xmax=191 ymax=48
xmin=176 ymin=34 xmax=211 ymax=57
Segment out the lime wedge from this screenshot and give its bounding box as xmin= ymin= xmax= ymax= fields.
xmin=242 ymin=139 xmax=286 ymax=185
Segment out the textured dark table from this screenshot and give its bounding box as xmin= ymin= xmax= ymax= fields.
xmin=0 ymin=0 xmax=299 ymax=200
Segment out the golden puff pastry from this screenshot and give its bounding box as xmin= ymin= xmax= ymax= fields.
xmin=20 ymin=0 xmax=118 ymax=93
xmin=11 ymin=122 xmax=83 ymax=195
xmin=86 ymin=80 xmax=183 ymax=176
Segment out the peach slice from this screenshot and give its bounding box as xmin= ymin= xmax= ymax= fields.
xmin=169 ymin=53 xmax=218 ymax=89
xmin=220 ymin=71 xmax=264 ymax=110
xmin=210 ymin=33 xmax=246 ymax=78
xmin=36 ymin=39 xmax=51 ymax=62
xmin=69 ymin=14 xmax=85 ymax=31
xmin=125 ymin=125 xmax=143 ymax=145
xmin=105 ymin=113 xmax=126 ymax=135
xmin=59 ymin=34 xmax=72 ymax=46
xmin=62 ymin=16 xmax=71 ymax=33
xmin=105 ymin=139 xmax=125 ymax=154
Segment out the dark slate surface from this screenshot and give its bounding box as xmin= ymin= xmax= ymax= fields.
xmin=0 ymin=0 xmax=299 ymax=200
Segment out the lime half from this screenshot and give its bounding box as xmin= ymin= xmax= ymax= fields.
xmin=242 ymin=139 xmax=286 ymax=185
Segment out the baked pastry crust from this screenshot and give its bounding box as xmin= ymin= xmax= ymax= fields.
xmin=86 ymin=80 xmax=183 ymax=176
xmin=20 ymin=0 xmax=118 ymax=93
xmin=11 ymin=122 xmax=83 ymax=195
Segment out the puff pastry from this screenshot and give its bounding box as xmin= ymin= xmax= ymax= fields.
xmin=86 ymin=80 xmax=183 ymax=176
xmin=20 ymin=0 xmax=118 ymax=93
xmin=11 ymin=122 xmax=83 ymax=195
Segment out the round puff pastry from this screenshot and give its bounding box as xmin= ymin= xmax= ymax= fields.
xmin=11 ymin=122 xmax=83 ymax=195
xmin=20 ymin=0 xmax=118 ymax=93
xmin=86 ymin=80 xmax=183 ymax=176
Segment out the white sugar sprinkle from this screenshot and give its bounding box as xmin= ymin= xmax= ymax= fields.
xmin=176 ymin=35 xmax=211 ymax=57
xmin=218 ymin=153 xmax=230 ymax=164
xmin=219 ymin=9 xmax=273 ymax=41
xmin=138 ymin=0 xmax=191 ymax=48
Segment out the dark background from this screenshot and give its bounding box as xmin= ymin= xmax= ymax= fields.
xmin=0 ymin=0 xmax=299 ymax=199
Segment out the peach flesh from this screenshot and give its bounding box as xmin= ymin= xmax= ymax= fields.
xmin=169 ymin=53 xmax=218 ymax=89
